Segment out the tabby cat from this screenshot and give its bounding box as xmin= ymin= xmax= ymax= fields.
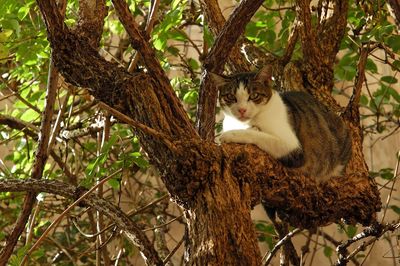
xmin=211 ymin=67 xmax=352 ymax=182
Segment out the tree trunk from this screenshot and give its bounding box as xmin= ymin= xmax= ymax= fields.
xmin=34 ymin=0 xmax=381 ymax=265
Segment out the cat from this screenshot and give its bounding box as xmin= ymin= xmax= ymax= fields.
xmin=210 ymin=66 xmax=352 ymax=183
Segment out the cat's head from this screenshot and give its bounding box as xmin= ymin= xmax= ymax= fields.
xmin=210 ymin=66 xmax=273 ymax=122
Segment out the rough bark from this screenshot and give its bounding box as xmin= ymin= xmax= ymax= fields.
xmin=0 ymin=179 xmax=164 ymax=265
xmin=196 ymin=0 xmax=265 ymax=140
xmin=28 ymin=0 xmax=383 ymax=265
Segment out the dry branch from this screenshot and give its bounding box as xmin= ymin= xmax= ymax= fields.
xmin=0 ymin=179 xmax=163 ymax=265
xmin=0 ymin=58 xmax=59 ymax=264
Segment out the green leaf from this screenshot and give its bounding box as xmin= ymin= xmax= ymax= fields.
xmin=101 ymin=134 xmax=118 ymax=153
xmin=153 ymin=34 xmax=167 ymax=50
xmin=255 ymin=221 xmax=275 ymax=234
xmin=346 ymin=225 xmax=357 ymax=238
xmin=9 ymin=245 xmax=30 ymax=266
xmin=183 ymin=90 xmax=198 ymax=105
xmin=390 ymin=205 xmax=400 ymax=215
xmin=132 ymin=155 xmax=149 ymax=169
xmin=187 ymin=58 xmax=200 ymax=70
xmin=20 ymin=109 xmax=40 ymax=122
xmin=360 ymin=95 xmax=368 ymax=106
xmin=381 ymin=76 xmax=398 ymax=84
xmin=108 ymin=178 xmax=121 ymax=189
xmin=323 ymin=246 xmax=333 ymax=258
xmin=85 ymin=153 xmax=107 ymax=178
xmin=380 ymin=168 xmax=394 ymax=180
xmin=17 ymin=6 xmax=30 ymax=20
xmin=388 ymin=87 xmax=400 ymax=103
xmin=386 ymin=35 xmax=400 ymax=52
xmin=365 ymin=59 xmax=378 ymax=73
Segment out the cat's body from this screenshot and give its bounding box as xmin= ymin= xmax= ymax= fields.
xmin=211 ymin=67 xmax=352 ymax=182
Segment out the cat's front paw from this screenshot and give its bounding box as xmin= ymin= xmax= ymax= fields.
xmin=219 ymin=130 xmax=247 ymax=144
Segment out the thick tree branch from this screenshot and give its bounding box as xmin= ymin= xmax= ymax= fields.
xmin=77 ymin=0 xmax=107 ymax=47
xmin=196 ymin=0 xmax=264 ymax=140
xmin=296 ymin=0 xmax=348 ymax=92
xmin=224 ymin=143 xmax=380 ymax=228
xmin=387 ymin=0 xmax=400 ymax=29
xmin=318 ymin=0 xmax=348 ymax=67
xmin=111 ymin=0 xmax=171 ymax=90
xmin=296 ymin=0 xmax=320 ymax=65
xmin=343 ymin=44 xmax=374 ymax=123
xmin=198 ymin=0 xmax=252 ymax=72
xmin=0 ymin=179 xmax=163 ymax=266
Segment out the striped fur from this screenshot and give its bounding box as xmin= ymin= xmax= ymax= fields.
xmin=211 ymin=68 xmax=352 ymax=182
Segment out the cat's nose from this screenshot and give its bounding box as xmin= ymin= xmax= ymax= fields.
xmin=238 ymin=108 xmax=246 ymax=115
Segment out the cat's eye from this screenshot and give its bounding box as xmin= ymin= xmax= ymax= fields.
xmin=249 ymin=93 xmax=260 ymax=101
xmin=225 ymin=94 xmax=236 ymax=102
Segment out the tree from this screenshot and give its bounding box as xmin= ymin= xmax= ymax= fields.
xmin=0 ymin=0 xmax=399 ymax=265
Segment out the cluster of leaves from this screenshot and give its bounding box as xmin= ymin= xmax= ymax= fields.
xmin=0 ymin=0 xmax=399 ymax=265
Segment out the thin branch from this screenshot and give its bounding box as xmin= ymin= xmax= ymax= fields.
xmin=98 ymin=102 xmax=176 ymax=151
xmin=111 ymin=0 xmax=171 ymax=91
xmin=0 ymin=77 xmax=41 ymax=114
xmin=335 ymin=222 xmax=400 ymax=266
xmin=0 ymin=178 xmax=164 ymax=265
xmin=47 ymin=90 xmax=70 ymax=154
xmin=202 ymin=0 xmax=265 ymax=72
xmin=143 ymin=214 xmax=183 ymax=232
xmin=343 ymin=43 xmax=379 ymax=122
xmin=262 ymin=228 xmax=301 ymax=266
xmin=127 ymin=0 xmax=161 ymax=73
xmin=21 ymin=169 xmax=121 ymax=265
xmin=0 ymin=114 xmax=39 ymax=137
xmin=281 ymin=23 xmax=299 ymax=65
xmin=163 ymin=236 xmax=184 ymax=264
xmin=296 ymin=0 xmax=319 ymax=63
xmin=0 ymin=55 xmax=59 ymax=264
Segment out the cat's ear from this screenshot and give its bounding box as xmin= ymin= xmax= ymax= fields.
xmin=254 ymin=66 xmax=272 ymax=85
xmin=209 ymin=72 xmax=229 ymax=88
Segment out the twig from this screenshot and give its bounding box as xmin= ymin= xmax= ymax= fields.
xmin=98 ymin=102 xmax=176 ymax=151
xmin=47 ymin=236 xmax=77 ymax=266
xmin=300 ymin=231 xmax=312 ymax=265
xmin=281 ymin=23 xmax=299 ymax=65
xmin=0 ymin=178 xmax=164 ymax=265
xmin=143 ymin=214 xmax=183 ymax=232
xmin=47 ymin=90 xmax=70 ymax=154
xmin=262 ymin=228 xmax=301 ymax=265
xmin=127 ymin=0 xmax=161 ymax=72
xmin=344 ymin=42 xmax=379 ymax=121
xmin=380 ymin=151 xmax=400 ymax=223
xmin=335 ymin=222 xmax=400 ymax=266
xmin=21 ymin=169 xmax=123 ymax=265
xmin=0 ymin=55 xmax=59 ymax=265
xmin=111 ymin=0 xmax=171 ymax=92
xmin=0 ymin=76 xmax=42 ymax=114
xmin=163 ymin=236 xmax=184 ymax=264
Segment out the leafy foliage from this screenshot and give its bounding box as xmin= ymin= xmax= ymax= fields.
xmin=0 ymin=0 xmax=399 ymax=265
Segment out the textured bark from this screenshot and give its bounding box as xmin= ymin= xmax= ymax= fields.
xmin=196 ymin=0 xmax=265 ymax=140
xmin=30 ymin=0 xmax=383 ymax=265
xmin=387 ymin=0 xmax=400 ymax=28
xmin=0 ymin=52 xmax=59 ymax=265
xmin=0 ymin=179 xmax=164 ymax=265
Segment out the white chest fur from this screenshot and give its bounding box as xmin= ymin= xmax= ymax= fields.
xmin=220 ymin=91 xmax=301 ymax=158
